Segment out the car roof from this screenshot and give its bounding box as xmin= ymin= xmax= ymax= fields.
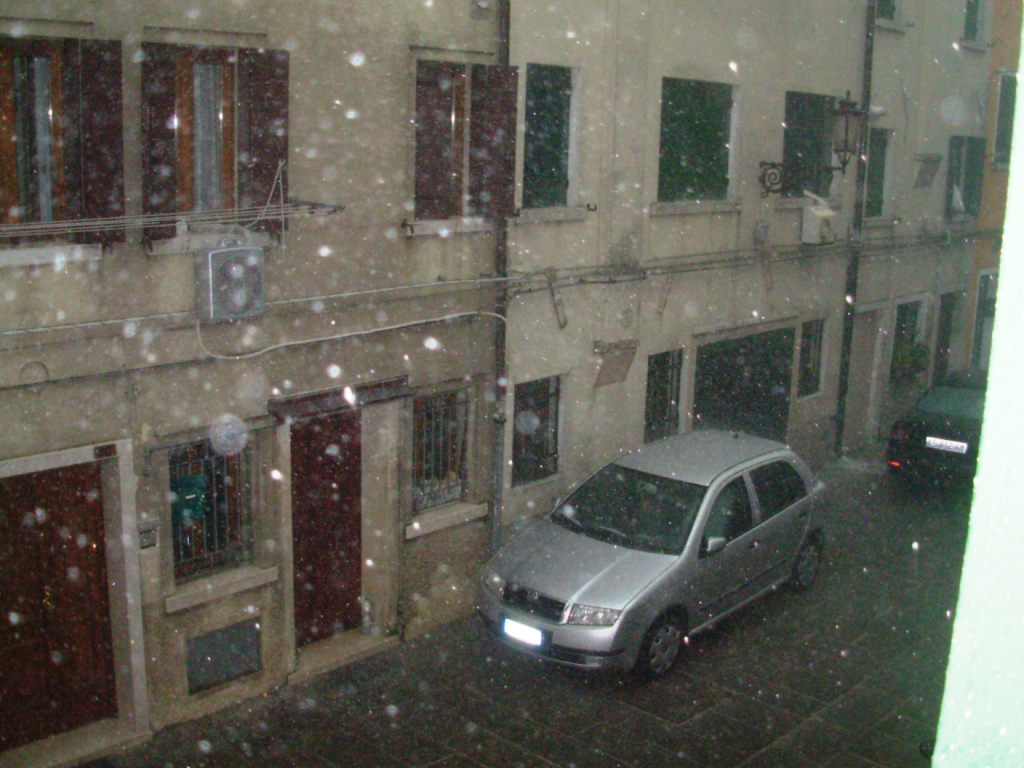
xmin=613 ymin=429 xmax=790 ymax=486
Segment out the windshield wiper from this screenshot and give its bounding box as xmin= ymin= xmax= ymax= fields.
xmin=589 ymin=523 xmax=629 ymax=544
xmin=552 ymin=508 xmax=585 ymax=531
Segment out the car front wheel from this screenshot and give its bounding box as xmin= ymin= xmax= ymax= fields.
xmin=791 ymin=536 xmax=822 ymax=591
xmin=636 ymin=614 xmax=685 ymax=678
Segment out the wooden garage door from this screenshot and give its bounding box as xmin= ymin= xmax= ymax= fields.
xmin=0 ymin=462 xmax=116 ymax=753
xmin=291 ymin=410 xmax=362 ymax=648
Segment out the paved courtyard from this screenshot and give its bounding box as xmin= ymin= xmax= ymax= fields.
xmin=85 ymin=452 xmax=971 ymax=768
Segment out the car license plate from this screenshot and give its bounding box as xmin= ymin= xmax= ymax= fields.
xmin=503 ymin=618 xmax=543 ymax=646
xmin=926 ymin=436 xmax=968 ymax=454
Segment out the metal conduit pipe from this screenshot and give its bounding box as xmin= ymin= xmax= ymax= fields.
xmin=834 ymin=0 xmax=877 ymax=456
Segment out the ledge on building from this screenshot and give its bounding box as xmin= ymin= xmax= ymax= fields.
xmin=864 ymin=216 xmax=897 ymax=229
xmin=165 ymin=565 xmax=279 ymax=614
xmin=149 ymin=228 xmax=273 ymax=256
xmin=650 ymin=199 xmax=742 ymax=218
xmin=876 ymin=18 xmax=912 ymax=33
xmin=0 ymin=242 xmax=103 ymax=269
xmin=403 ymin=217 xmax=494 ymax=237
xmin=776 ymin=195 xmax=843 ymax=211
xmin=513 ymin=206 xmax=590 ymax=225
xmin=958 ymin=39 xmax=989 ymax=52
xmin=405 ymin=501 xmax=489 ymax=540
xmin=289 ymin=630 xmax=399 ymax=686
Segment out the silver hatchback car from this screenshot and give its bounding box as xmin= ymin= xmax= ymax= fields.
xmin=477 ymin=430 xmax=826 ymax=677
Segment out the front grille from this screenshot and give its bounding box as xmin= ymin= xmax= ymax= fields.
xmin=502 ymin=584 xmax=566 ymax=623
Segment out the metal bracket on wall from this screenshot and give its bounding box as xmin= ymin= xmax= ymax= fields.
xmin=546 ymin=270 xmax=568 ymax=329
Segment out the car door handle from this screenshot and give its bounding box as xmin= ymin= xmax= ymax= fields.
xmin=748 ymin=540 xmax=761 ymax=550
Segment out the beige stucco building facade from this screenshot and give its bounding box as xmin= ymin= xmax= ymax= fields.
xmin=0 ymin=0 xmax=995 ymax=765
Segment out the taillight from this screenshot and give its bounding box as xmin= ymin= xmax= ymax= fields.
xmin=890 ymin=425 xmax=910 ymax=443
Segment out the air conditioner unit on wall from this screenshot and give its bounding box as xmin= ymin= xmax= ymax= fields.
xmin=195 ymin=241 xmax=266 ymax=323
xmin=801 ymin=192 xmax=837 ymax=245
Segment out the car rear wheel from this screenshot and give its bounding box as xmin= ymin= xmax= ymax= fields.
xmin=636 ymin=614 xmax=685 ymax=678
xmin=791 ymin=536 xmax=822 ymax=591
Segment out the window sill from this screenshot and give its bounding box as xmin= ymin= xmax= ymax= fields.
xmin=876 ymin=18 xmax=912 ymax=33
xmin=796 ymin=389 xmax=824 ymax=402
xmin=405 ymin=501 xmax=489 ymax=540
xmin=0 ymin=242 xmax=102 ymax=269
xmin=149 ymin=230 xmax=273 ymax=256
xmin=404 ymin=217 xmax=494 ymax=238
xmin=864 ymin=216 xmax=897 ymax=229
xmin=511 ymin=473 xmax=560 ymax=493
xmin=776 ymin=196 xmax=842 ymax=211
xmin=958 ymin=39 xmax=989 ymax=52
xmin=513 ymin=206 xmax=590 ymax=225
xmin=650 ymin=199 xmax=742 ymax=218
xmin=165 ymin=564 xmax=279 ymax=614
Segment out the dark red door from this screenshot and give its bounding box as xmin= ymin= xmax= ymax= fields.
xmin=291 ymin=410 xmax=362 ymax=648
xmin=0 ymin=463 xmax=116 ymax=753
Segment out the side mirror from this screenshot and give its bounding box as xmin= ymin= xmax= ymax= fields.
xmin=704 ymin=536 xmax=727 ymax=557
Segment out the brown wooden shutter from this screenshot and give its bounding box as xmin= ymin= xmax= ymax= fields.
xmin=141 ymin=43 xmax=180 ymax=243
xmin=238 ymin=48 xmax=289 ymax=236
xmin=76 ymin=40 xmax=124 ymax=244
xmin=469 ymin=64 xmax=518 ymax=220
xmin=415 ymin=60 xmax=465 ymax=221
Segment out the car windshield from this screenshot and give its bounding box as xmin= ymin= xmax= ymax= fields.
xmin=551 ymin=464 xmax=706 ymax=555
xmin=917 ymin=387 xmax=986 ymax=420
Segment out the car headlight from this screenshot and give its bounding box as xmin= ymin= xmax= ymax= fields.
xmin=567 ymin=603 xmax=621 ymax=626
xmin=483 ymin=568 xmax=506 ymax=598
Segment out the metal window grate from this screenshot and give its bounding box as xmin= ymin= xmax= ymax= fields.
xmin=413 ymin=391 xmax=468 ymax=511
xmin=645 ymin=349 xmax=683 ymax=443
xmin=512 ymin=376 xmax=560 ymax=486
xmin=170 ymin=440 xmax=252 ymax=581
xmin=798 ymin=319 xmax=825 ymax=398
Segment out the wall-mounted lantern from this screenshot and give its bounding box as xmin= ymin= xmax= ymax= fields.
xmin=758 ymin=91 xmax=866 ymax=197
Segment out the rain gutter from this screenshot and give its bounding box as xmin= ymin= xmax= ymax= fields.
xmin=491 ymin=0 xmax=511 ymax=552
xmin=834 ymin=0 xmax=876 ymax=455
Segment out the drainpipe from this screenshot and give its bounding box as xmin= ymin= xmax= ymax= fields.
xmin=491 ymin=0 xmax=511 ymax=551
xmin=834 ymin=0 xmax=875 ymax=456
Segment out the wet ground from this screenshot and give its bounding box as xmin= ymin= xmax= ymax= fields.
xmin=86 ymin=451 xmax=972 ymax=768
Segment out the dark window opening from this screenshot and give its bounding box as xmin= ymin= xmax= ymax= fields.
xmin=782 ymin=91 xmax=835 ymax=198
xmin=658 ymin=78 xmax=732 ymax=202
xmin=413 ymin=390 xmax=469 ymax=511
xmin=946 ymin=135 xmax=986 ymax=217
xmin=994 ymin=72 xmax=1017 ymax=167
xmin=414 ymin=59 xmax=517 ymax=221
xmin=891 ymin=300 xmax=925 ymax=385
xmin=512 ymin=377 xmax=560 ymax=486
xmin=865 ymin=128 xmax=889 ymax=218
xmin=877 ymin=0 xmax=898 ymax=21
xmin=0 ymin=36 xmax=124 ymax=244
xmin=798 ymin=319 xmax=825 ymax=398
xmin=170 ymin=440 xmax=252 ymax=582
xmin=644 ymin=349 xmax=683 ymax=443
xmin=964 ymin=0 xmax=981 ymax=41
xmin=972 ymin=273 xmax=998 ymax=370
xmin=523 ymin=63 xmax=573 ymax=209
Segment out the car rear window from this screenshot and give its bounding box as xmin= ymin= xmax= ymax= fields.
xmin=917 ymin=387 xmax=986 ymax=420
xmin=750 ymin=461 xmax=807 ymax=520
xmin=552 ymin=465 xmax=706 ymax=555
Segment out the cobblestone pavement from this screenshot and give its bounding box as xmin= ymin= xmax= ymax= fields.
xmin=87 ymin=452 xmax=971 ymax=768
